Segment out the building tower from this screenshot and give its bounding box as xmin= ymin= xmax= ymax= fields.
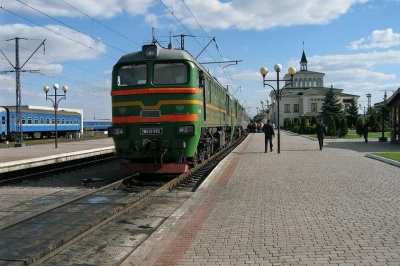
xmin=300 ymin=49 xmax=308 ymax=71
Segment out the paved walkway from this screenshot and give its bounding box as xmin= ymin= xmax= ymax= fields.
xmin=123 ymin=132 xmax=400 ymax=266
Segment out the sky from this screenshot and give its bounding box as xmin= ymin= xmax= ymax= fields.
xmin=1 ymin=0 xmax=399 ymax=119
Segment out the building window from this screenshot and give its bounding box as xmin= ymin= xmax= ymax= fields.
xmin=294 ymin=104 xmax=299 ymax=113
xmin=34 ymin=117 xmax=39 ymax=124
xmin=284 ymin=104 xmax=290 ymax=113
xmin=311 ymin=103 xmax=318 ymax=112
xmin=28 ymin=117 xmax=32 ymax=124
xmin=40 ymin=118 xmax=44 ymax=124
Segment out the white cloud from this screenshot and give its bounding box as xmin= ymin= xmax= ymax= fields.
xmin=2 ymin=0 xmax=155 ymax=19
xmin=3 ymin=0 xmax=368 ymax=31
xmin=0 ymin=24 xmax=106 ymax=64
xmin=302 ymin=50 xmax=400 ymax=72
xmin=164 ymin=0 xmax=368 ymax=31
xmin=349 ymin=28 xmax=400 ymax=50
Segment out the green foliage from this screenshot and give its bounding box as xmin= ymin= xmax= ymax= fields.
xmin=292 ymin=125 xmax=300 ymax=133
xmin=334 ymin=116 xmax=340 ymax=131
xmin=368 ymin=114 xmax=377 ymax=132
xmin=375 ymin=121 xmax=382 ymax=132
xmin=299 ymin=117 xmax=308 ymax=133
xmin=338 ymin=117 xmax=348 ymax=138
xmin=310 ymin=116 xmax=317 ymax=126
xmin=346 ymin=98 xmax=359 ymax=128
xmin=321 ymin=88 xmax=343 ymax=121
xmin=355 ymin=116 xmax=364 ymax=137
xmin=309 ymin=124 xmax=316 ymax=134
xmin=283 ymin=118 xmax=292 ymax=130
xmin=327 ymin=116 xmax=336 ymax=137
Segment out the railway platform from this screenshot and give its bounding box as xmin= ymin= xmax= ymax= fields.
xmin=0 ymin=138 xmax=115 ymax=174
xmin=123 ymin=132 xmax=400 ymax=266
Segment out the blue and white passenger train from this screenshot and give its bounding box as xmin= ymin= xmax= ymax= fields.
xmin=0 ymin=105 xmax=83 ymax=142
xmin=83 ymin=120 xmax=112 ymax=131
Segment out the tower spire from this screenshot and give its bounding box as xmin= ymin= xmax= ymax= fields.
xmin=300 ymin=41 xmax=308 ymax=71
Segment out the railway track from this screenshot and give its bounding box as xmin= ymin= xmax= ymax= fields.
xmin=0 ymin=153 xmax=117 ymax=185
xmin=0 ymin=133 xmax=247 ymax=265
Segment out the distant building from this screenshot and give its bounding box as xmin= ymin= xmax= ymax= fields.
xmin=376 ymin=88 xmax=400 ymax=143
xmin=268 ymin=49 xmax=359 ymax=126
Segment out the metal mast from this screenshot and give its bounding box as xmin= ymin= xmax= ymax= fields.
xmin=0 ymin=38 xmax=46 ymax=146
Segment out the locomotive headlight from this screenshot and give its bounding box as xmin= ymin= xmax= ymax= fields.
xmin=178 ymin=125 xmax=195 ymax=135
xmin=142 ymin=45 xmax=158 ymax=59
xmin=108 ymin=127 xmax=124 ymax=137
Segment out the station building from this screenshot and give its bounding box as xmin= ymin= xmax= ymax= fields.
xmin=268 ymin=50 xmax=359 ymax=126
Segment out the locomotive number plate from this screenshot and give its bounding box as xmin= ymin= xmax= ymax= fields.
xmin=140 ymin=128 xmax=163 ymax=135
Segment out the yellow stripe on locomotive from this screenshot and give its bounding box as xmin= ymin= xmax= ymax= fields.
xmin=109 ymin=44 xmax=247 ymax=174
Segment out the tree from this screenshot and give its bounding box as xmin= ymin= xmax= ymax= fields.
xmin=368 ymin=114 xmax=377 ymax=132
xmin=321 ymin=88 xmax=343 ymax=122
xmin=284 ymin=118 xmax=292 ymax=130
xmin=355 ymin=116 xmax=364 ymax=137
xmin=310 ymin=116 xmax=318 ymax=126
xmin=300 ymin=117 xmax=307 ymax=133
xmin=346 ymin=98 xmax=359 ymax=128
xmin=327 ymin=116 xmax=336 ymax=137
xmin=339 ymin=117 xmax=348 ymax=138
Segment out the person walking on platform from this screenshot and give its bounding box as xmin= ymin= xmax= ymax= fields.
xmin=316 ymin=119 xmax=327 ymax=150
xmin=262 ymin=119 xmax=275 ymax=153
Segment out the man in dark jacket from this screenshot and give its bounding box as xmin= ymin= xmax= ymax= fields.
xmin=316 ymin=119 xmax=327 ymax=150
xmin=262 ymin=119 xmax=275 ymax=153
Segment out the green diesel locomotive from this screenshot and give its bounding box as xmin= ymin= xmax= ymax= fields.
xmin=109 ymin=44 xmax=248 ymax=174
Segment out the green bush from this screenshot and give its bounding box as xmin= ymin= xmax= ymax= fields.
xmin=299 ymin=117 xmax=308 ymax=133
xmin=355 ymin=116 xmax=364 ymax=137
xmin=327 ymin=116 xmax=336 ymax=137
xmin=339 ymin=117 xmax=348 ymax=138
xmin=283 ymin=118 xmax=292 ymax=130
xmin=310 ymin=116 xmax=318 ymax=126
xmin=292 ymin=126 xmax=300 ymax=133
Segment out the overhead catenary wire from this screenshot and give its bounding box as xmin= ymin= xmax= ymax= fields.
xmin=16 ymin=0 xmax=130 ymax=55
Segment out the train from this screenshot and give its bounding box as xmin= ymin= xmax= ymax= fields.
xmin=83 ymin=120 xmax=112 ymax=131
xmin=108 ymin=43 xmax=249 ymax=174
xmin=0 ymin=105 xmax=83 ymax=141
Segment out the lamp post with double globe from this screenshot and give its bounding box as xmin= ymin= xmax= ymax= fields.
xmin=260 ymin=64 xmax=296 ymax=153
xmin=43 ymin=84 xmax=69 ymax=148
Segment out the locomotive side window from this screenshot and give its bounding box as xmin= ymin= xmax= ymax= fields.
xmin=117 ymin=64 xmax=147 ymax=86
xmin=153 ymin=62 xmax=187 ymax=85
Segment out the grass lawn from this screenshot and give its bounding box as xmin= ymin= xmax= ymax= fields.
xmin=308 ymin=130 xmax=390 ymax=139
xmin=372 ymin=152 xmax=400 ymax=163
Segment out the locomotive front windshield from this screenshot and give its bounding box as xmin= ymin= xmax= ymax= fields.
xmin=117 ymin=62 xmax=188 ymax=87
xmin=153 ymin=62 xmax=187 ymax=85
xmin=117 ymin=64 xmax=147 ymax=86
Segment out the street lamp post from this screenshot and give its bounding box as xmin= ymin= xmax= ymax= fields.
xmin=43 ymin=84 xmax=68 ymax=148
xmin=366 ymin=93 xmax=371 ymax=115
xmin=260 ymin=64 xmax=296 ymax=153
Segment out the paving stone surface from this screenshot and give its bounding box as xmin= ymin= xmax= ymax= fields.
xmin=87 ymin=134 xmax=400 ymax=265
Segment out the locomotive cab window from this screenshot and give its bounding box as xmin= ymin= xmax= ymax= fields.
xmin=117 ymin=64 xmax=147 ymax=86
xmin=153 ymin=62 xmax=188 ymax=85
